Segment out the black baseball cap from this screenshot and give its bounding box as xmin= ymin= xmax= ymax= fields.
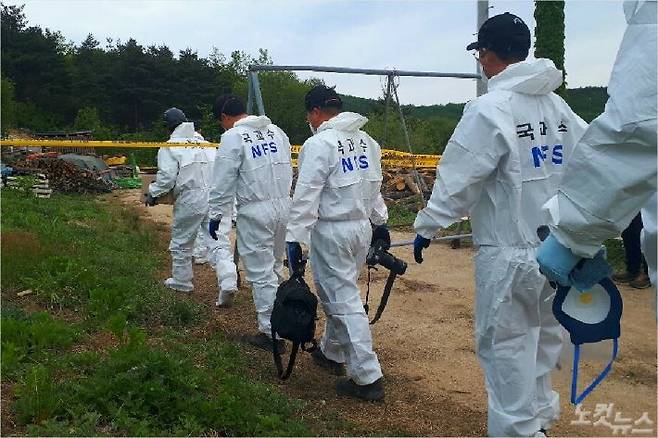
xmin=305 ymin=85 xmax=343 ymax=112
xmin=466 ymin=12 xmax=531 ymax=60
xmin=164 ymin=107 xmax=187 ymax=130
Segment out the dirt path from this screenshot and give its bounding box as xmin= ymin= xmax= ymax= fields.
xmin=115 ymin=190 xmax=656 ymax=437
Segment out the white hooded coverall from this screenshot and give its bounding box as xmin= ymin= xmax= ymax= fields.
xmin=149 ymin=122 xmax=237 ymax=292
xmin=286 ymin=112 xmax=388 ymax=386
xmin=544 ymin=0 xmax=657 ymax=284
xmin=209 ymin=115 xmax=293 ymax=335
xmin=414 ymin=59 xmax=588 ymax=436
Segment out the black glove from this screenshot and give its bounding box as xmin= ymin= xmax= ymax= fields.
xmin=144 ymin=193 xmax=158 ymax=207
xmin=209 ymin=219 xmax=221 ymax=240
xmin=371 ymin=224 xmax=391 ymax=250
xmin=414 ymin=234 xmax=431 ymax=264
xmin=286 ymin=242 xmax=304 ymax=277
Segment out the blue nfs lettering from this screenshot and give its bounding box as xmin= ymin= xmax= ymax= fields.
xmin=251 ymin=142 xmax=278 ymax=159
xmin=532 ymin=144 xmax=563 ymax=168
xmin=341 ymin=154 xmax=369 ymax=173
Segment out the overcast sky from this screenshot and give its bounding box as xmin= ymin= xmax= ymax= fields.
xmin=9 ymin=0 xmax=627 ymax=105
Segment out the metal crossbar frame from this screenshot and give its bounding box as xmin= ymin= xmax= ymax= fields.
xmin=246 ymin=64 xmax=480 ymax=116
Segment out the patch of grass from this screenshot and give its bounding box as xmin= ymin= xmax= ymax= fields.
xmin=0 ymin=189 xmax=195 ymax=326
xmin=1 ymin=189 xmax=316 ymax=436
xmin=387 ymin=202 xmax=418 ymax=228
xmin=17 ymin=334 xmax=310 ymax=437
xmin=1 ymin=309 xmax=77 ymax=377
xmin=604 ymin=238 xmax=625 ymax=273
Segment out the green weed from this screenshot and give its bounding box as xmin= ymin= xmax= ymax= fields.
xmin=14 ymin=365 xmax=62 ymax=425
xmin=1 ymin=310 xmax=77 ymax=376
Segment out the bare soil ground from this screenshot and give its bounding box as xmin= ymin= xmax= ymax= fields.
xmin=117 ymin=190 xmax=657 ymax=437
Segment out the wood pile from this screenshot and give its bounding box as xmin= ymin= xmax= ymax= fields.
xmin=13 ymin=158 xmax=112 ymax=194
xmin=111 ymin=164 xmax=136 ymax=178
xmin=382 ymin=168 xmax=435 ymax=201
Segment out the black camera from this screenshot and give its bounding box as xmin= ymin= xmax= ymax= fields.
xmin=367 ymin=239 xmax=407 ymax=275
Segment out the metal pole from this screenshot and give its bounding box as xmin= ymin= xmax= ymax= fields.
xmin=476 ymin=0 xmax=490 ymax=96
xmin=382 ymin=75 xmax=392 ymax=149
xmin=249 ymin=64 xmax=479 ymax=80
xmin=250 ymin=71 xmax=266 ymax=115
xmin=391 ymin=80 xmax=427 ymax=209
xmin=390 ymin=233 xmax=473 ymax=248
xmin=247 ymin=73 xmax=254 ymax=115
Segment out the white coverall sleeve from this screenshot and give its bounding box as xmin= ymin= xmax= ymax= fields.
xmin=285 ymin=139 xmax=330 ymax=245
xmin=414 ymin=100 xmax=509 ymax=239
xmin=209 ymin=132 xmax=242 ymax=221
xmin=370 ymin=192 xmax=388 ymax=225
xmin=547 ymin=108 xmax=657 ymax=257
xmin=149 ymin=148 xmax=178 ymax=197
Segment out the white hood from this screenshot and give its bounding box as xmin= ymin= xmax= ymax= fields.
xmin=169 ymin=122 xmax=197 ymax=141
xmin=488 ymin=59 xmax=563 ymax=95
xmin=234 ymin=115 xmax=272 ymax=129
xmin=318 ymin=112 xmax=368 ymax=133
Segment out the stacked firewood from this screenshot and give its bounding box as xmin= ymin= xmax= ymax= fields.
xmin=13 ymin=158 xmax=112 ymax=194
xmin=382 ymin=168 xmax=436 ymax=201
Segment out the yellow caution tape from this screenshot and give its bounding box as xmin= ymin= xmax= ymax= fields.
xmin=1 ymin=139 xmax=440 ymax=169
xmin=0 ymin=139 xmax=219 ymax=148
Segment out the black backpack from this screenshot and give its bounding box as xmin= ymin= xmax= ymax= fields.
xmin=270 ymin=275 xmax=318 ymax=380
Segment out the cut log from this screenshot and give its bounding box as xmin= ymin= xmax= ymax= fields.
xmin=403 ymin=174 xmax=420 ymax=195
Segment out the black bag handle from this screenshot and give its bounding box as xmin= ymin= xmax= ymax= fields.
xmin=272 ymin=330 xmax=317 ymax=380
xmin=272 ymin=327 xmax=298 ymax=380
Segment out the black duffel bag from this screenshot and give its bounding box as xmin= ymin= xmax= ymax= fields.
xmin=270 ymin=274 xmax=318 ymax=380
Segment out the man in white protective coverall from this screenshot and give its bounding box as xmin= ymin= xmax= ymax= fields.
xmin=208 ymin=94 xmax=292 ymax=353
xmin=537 ymin=1 xmax=657 ymax=295
xmin=147 ymin=108 xmax=236 ymax=296
xmin=286 ymin=85 xmax=390 ymax=401
xmin=412 ymin=13 xmax=588 ymax=436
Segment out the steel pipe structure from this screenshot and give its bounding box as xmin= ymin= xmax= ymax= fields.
xmin=390 ymin=234 xmax=473 ymax=248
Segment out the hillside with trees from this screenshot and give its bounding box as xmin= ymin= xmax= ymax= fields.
xmin=2 ymin=3 xmax=608 ymax=162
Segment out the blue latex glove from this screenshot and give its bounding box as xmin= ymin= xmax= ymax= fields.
xmin=286 ymin=242 xmax=303 ymax=276
xmin=209 ymin=219 xmax=221 ymax=240
xmin=144 ymin=193 xmax=158 ymax=207
xmin=536 ymin=235 xmax=580 ymax=287
xmin=413 ymin=234 xmax=431 ymax=264
xmin=570 ymin=250 xmax=613 ymax=291
xmin=371 ymin=224 xmax=391 ymax=250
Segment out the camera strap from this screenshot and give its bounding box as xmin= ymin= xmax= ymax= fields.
xmin=369 ymin=270 xmax=398 ymax=325
xmin=364 ymin=266 xmax=374 ymax=315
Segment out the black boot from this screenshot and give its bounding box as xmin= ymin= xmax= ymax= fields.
xmin=311 ymin=348 xmax=345 ymax=376
xmin=336 ymin=377 xmax=384 ymax=401
xmin=612 ymin=271 xmax=636 ymax=283
xmin=630 ymin=272 xmax=652 ymax=289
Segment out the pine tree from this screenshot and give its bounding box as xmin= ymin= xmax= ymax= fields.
xmin=534 ymin=1 xmax=566 ymax=95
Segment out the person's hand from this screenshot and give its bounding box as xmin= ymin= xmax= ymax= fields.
xmin=144 ymin=193 xmax=158 ymax=207
xmin=536 ymin=235 xmax=580 ymax=286
xmin=371 ymin=224 xmax=391 ymax=250
xmin=286 ymin=242 xmax=303 ymax=277
xmin=569 ymin=250 xmax=613 ymax=291
xmin=209 ymin=219 xmax=221 ymax=240
xmin=413 ymin=234 xmax=431 ymax=264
